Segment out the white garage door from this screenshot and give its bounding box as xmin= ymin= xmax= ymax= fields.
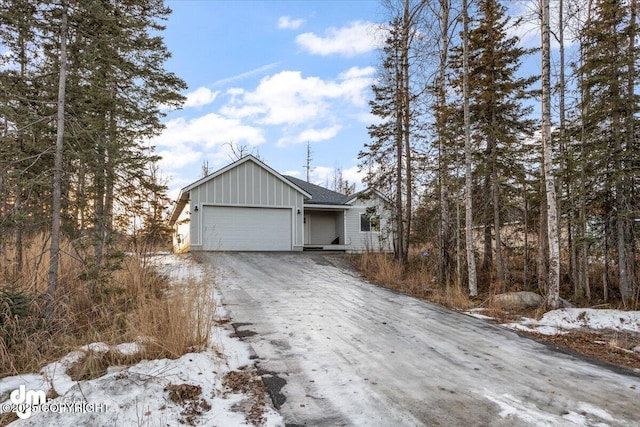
xmin=202 ymin=206 xmax=292 ymax=251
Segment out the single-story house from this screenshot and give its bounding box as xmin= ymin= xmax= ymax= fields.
xmin=168 ymin=155 xmax=393 ymax=253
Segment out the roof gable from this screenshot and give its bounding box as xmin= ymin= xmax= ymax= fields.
xmin=344 ymin=188 xmax=391 ymax=205
xmin=182 ymin=155 xmax=310 ymax=197
xmin=283 ymin=175 xmax=350 ymax=205
xmin=169 ymin=155 xmax=311 ymax=225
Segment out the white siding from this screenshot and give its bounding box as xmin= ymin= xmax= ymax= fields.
xmin=172 ymin=206 xmax=191 ymax=253
xmin=345 ymin=196 xmax=393 ymax=253
xmin=188 ymin=158 xmax=305 ymax=251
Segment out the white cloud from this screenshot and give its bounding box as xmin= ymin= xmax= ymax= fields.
xmin=308 ymin=164 xmax=365 ymax=191
xmin=151 ymin=113 xmax=265 ymax=149
xmin=157 ymin=144 xmax=203 ymax=172
xmin=506 ymin=0 xmax=578 ymax=49
xmin=278 ymin=16 xmax=305 ymax=30
xmin=276 ymin=125 xmax=343 ymax=146
xmin=221 ymin=67 xmax=375 ymax=127
xmin=297 ymin=125 xmax=343 ymax=143
xmin=341 ymin=165 xmax=364 ymax=189
xmin=283 ymin=170 xmax=301 ymax=177
xmin=310 ymin=166 xmax=334 ymax=187
xmin=296 ymin=21 xmax=384 ymax=57
xmin=184 ymin=87 xmax=219 ymax=108
xmin=222 ymin=71 xmax=331 ymax=125
xmin=337 ymin=66 xmax=375 ymax=106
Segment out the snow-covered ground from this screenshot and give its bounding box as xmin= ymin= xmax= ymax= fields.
xmin=0 ymin=254 xmax=283 ymax=427
xmin=499 ymin=308 xmax=640 ymax=336
xmin=466 ymin=305 xmax=640 ymax=338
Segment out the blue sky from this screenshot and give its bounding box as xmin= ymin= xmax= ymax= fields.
xmin=155 ymin=1 xmax=388 ymax=200
xmin=153 ymin=1 xmax=549 ymax=201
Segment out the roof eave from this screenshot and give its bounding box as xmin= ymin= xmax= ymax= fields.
xmin=168 ymin=190 xmax=189 ymax=226
xmin=303 ymin=203 xmax=351 ymax=210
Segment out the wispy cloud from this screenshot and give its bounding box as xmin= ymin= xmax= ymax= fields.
xmin=212 ymin=62 xmax=281 ymax=88
xmin=278 ymin=16 xmax=305 ymax=30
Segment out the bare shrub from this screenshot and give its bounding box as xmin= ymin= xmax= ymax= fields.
xmin=0 ymin=236 xmax=215 ymax=377
xmin=353 ymin=250 xmax=472 ymax=309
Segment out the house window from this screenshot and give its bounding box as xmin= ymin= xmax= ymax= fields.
xmin=360 ymin=208 xmax=380 ymax=232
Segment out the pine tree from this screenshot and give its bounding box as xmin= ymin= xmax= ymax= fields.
xmin=0 ymin=0 xmax=54 ymax=277
xmin=450 ymin=0 xmax=537 ymax=285
xmin=577 ymin=0 xmax=639 ymax=305
xmin=61 ymin=0 xmax=185 ymax=280
xmin=0 ymin=0 xmax=185 ymax=303
xmin=360 ymin=0 xmax=424 ymax=262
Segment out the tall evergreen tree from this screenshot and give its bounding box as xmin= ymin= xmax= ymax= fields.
xmin=0 ymin=0 xmax=185 ymax=301
xmin=0 ymin=0 xmax=53 ymax=277
xmin=577 ymin=0 xmax=639 ymax=305
xmin=450 ymin=0 xmax=537 ymax=284
xmin=361 ymin=0 xmax=424 ymax=261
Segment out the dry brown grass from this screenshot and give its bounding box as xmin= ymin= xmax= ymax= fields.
xmin=353 ymin=250 xmax=473 ymax=310
xmin=0 ymin=235 xmax=215 ymax=378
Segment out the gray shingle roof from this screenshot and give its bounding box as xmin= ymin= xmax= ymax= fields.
xmin=283 ymin=175 xmax=350 ymax=205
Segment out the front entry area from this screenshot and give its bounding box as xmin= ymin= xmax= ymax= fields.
xmin=303 ymin=209 xmax=345 ymax=249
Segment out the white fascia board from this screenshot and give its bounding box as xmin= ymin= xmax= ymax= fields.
xmin=303 ymin=204 xmax=351 ymax=210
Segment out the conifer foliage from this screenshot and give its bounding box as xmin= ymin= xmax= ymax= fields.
xmin=0 ymin=0 xmax=185 ymax=310
xmin=364 ymin=0 xmax=639 ymax=306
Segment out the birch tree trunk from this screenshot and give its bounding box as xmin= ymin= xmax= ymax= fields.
xmin=402 ymin=0 xmax=412 ymax=262
xmin=437 ymin=0 xmax=451 ymax=285
xmin=395 ymin=39 xmax=404 ymax=261
xmin=541 ymin=0 xmax=560 ymax=308
xmin=462 ymin=0 xmax=477 ymax=296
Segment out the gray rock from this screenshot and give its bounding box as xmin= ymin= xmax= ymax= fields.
xmin=492 ymin=291 xmax=544 ymax=311
xmin=558 ymin=298 xmax=574 ymax=308
xmin=633 ymin=345 xmax=640 ymax=354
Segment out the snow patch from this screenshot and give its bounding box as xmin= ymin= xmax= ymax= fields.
xmin=502 ymin=308 xmax=640 ymax=336
xmin=1 ymin=254 xmax=283 ymax=426
xmin=484 ymin=391 xmax=559 ymax=426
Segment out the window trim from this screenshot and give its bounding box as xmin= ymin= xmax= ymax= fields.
xmin=360 ymin=211 xmax=380 ymax=233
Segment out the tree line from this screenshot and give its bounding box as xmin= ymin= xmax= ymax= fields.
xmin=360 ymin=0 xmax=639 ymax=307
xmin=0 ymin=0 xmax=185 ymax=314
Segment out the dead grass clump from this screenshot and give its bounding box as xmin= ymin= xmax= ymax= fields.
xmin=353 ymin=251 xmax=473 ymax=309
xmin=357 ymin=252 xmax=403 ymax=286
xmin=431 ymin=285 xmax=474 ymax=310
xmin=164 ymin=383 xmax=211 ymax=426
xmin=0 ymin=235 xmax=215 ymax=378
xmin=134 ymin=273 xmax=215 ymax=359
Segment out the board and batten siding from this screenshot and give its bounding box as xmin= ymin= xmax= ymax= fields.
xmin=345 ymin=196 xmax=393 ymax=253
xmin=188 ymin=159 xmax=305 ymax=250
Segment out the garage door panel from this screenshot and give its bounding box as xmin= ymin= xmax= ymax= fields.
xmin=202 ymin=207 xmax=291 ymax=251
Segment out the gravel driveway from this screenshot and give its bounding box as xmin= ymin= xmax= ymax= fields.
xmin=205 ymin=252 xmax=639 ymax=427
